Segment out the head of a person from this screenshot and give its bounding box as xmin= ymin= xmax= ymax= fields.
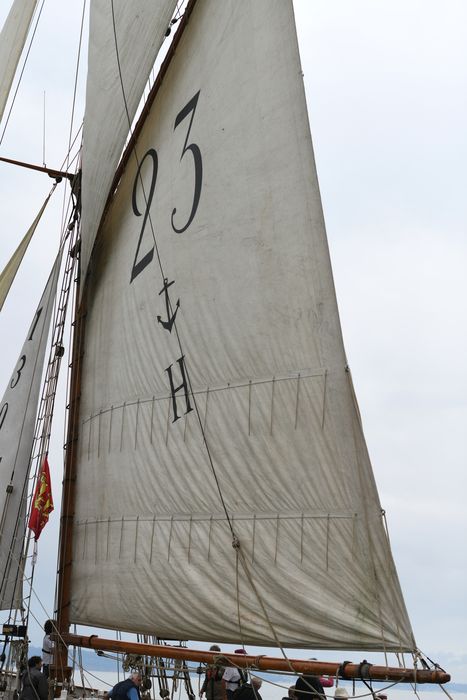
xmin=210 ymin=645 xmax=221 ymax=652
xmin=288 ymin=686 xmax=296 ymax=699
xmin=28 ymin=656 xmax=42 ymax=670
xmin=251 ymin=679 xmax=262 ymax=690
xmin=234 ymin=649 xmax=247 ymax=655
xmin=131 ymin=673 xmax=142 ymax=686
xmin=44 ymin=619 xmax=54 ymax=635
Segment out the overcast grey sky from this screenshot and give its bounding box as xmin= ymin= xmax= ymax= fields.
xmin=0 ymin=0 xmax=466 ymax=687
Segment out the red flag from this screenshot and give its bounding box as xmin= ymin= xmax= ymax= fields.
xmin=28 ymin=456 xmax=54 ymax=540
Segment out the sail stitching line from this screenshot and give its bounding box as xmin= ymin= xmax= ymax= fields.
xmin=80 ymin=369 xmax=327 ymax=425
xmin=73 ymin=512 xmax=356 ymax=525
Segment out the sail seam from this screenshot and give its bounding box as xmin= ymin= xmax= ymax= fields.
xmin=72 ymin=513 xmax=357 ymax=525
xmin=80 ymin=369 xmax=328 ymax=425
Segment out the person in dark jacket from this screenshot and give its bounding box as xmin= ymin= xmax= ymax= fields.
xmin=20 ymin=656 xmax=48 ymax=700
xmin=295 ymin=674 xmax=325 ymax=700
xmin=232 ymin=678 xmax=262 ymax=700
xmin=108 ymin=673 xmax=142 ymax=700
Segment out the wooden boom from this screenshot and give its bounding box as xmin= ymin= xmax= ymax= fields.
xmin=62 ymin=633 xmax=450 ymax=685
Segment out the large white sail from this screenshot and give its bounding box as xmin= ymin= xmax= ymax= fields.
xmin=70 ymin=0 xmax=415 ymax=651
xmin=0 ymin=0 xmax=38 ymax=124
xmin=79 ymin=0 xmax=179 ymax=288
xmin=0 ymin=254 xmax=60 ymax=609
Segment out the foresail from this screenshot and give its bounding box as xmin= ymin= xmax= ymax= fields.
xmin=79 ymin=0 xmax=179 ymax=289
xmin=71 ymin=0 xmax=415 ymax=651
xmin=0 ymin=253 xmax=61 ymax=610
xmin=0 ymin=0 xmax=38 ymax=123
xmin=0 ymin=194 xmax=51 ymax=312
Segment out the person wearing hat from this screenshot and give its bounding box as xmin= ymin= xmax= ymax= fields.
xmin=223 ymin=650 xmax=248 ymax=700
xmin=200 ymin=645 xmax=226 ymax=700
xmin=333 ymin=689 xmax=349 ymax=699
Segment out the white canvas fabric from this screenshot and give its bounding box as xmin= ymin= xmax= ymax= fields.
xmin=0 ymin=0 xmax=37 ymax=123
xmin=70 ymin=0 xmax=415 ymax=651
xmin=0 ymin=195 xmax=50 ymax=312
xmin=0 ymin=254 xmax=60 ymax=609
xmin=79 ymin=0 xmax=179 ymax=289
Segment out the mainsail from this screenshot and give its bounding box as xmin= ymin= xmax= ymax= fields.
xmin=0 ymin=0 xmax=38 ymax=124
xmin=68 ymin=0 xmax=415 ymax=652
xmin=79 ymin=0 xmax=180 ymax=288
xmin=0 ymin=253 xmax=61 ymax=609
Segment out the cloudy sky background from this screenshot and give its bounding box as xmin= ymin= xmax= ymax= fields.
xmin=0 ymin=0 xmax=465 ymax=688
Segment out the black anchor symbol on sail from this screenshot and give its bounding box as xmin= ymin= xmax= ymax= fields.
xmin=157 ymin=278 xmax=180 ymax=332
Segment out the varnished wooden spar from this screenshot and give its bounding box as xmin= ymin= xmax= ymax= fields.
xmin=62 ymin=633 xmax=450 ymax=685
xmin=0 ymin=156 xmax=74 ymax=181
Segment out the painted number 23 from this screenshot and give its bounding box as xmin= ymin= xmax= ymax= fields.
xmin=130 ymin=91 xmax=202 ymax=283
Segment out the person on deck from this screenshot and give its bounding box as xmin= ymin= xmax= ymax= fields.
xmin=232 ymin=678 xmax=262 ymax=700
xmin=200 ymin=645 xmax=226 ymax=700
xmin=281 ymin=685 xmax=297 ymax=700
xmin=295 ymin=672 xmax=325 ymax=700
xmin=223 ymin=649 xmax=247 ymax=700
xmin=20 ymin=656 xmax=48 ymax=700
xmin=42 ymin=619 xmax=54 ymax=679
xmin=107 ymin=672 xmax=142 ymax=700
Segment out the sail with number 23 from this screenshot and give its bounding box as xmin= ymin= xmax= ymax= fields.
xmin=0 ymin=0 xmax=452 ymax=694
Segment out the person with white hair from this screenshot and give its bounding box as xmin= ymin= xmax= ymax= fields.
xmin=107 ymin=672 xmax=142 ymax=700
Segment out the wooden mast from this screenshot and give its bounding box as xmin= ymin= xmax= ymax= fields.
xmin=53 ymin=253 xmax=83 ymax=692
